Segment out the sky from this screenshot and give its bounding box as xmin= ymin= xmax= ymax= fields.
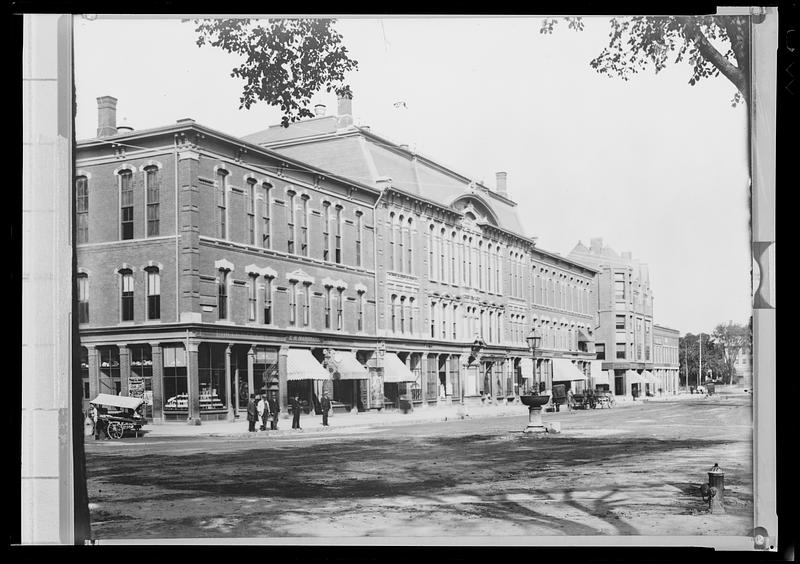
xmin=73 ymin=15 xmax=753 ymax=335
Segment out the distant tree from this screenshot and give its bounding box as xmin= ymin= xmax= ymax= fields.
xmin=680 ymin=332 xmax=726 ymax=388
xmin=540 ymin=14 xmax=765 ymax=107
xmin=190 ymin=18 xmax=358 ymax=127
xmin=712 ymin=320 xmax=751 ymax=385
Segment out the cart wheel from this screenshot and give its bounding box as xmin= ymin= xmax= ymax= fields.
xmin=107 ymin=421 xmax=124 ymax=439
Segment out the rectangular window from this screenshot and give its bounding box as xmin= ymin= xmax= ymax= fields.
xmin=397 ymin=221 xmax=404 ymax=272
xmin=452 ymin=305 xmax=457 ymax=340
xmin=218 ymin=270 xmax=228 ymax=320
xmin=120 ymin=171 xmax=134 ymax=240
xmin=76 ymin=176 xmax=88 ymax=243
xmin=248 ymin=275 xmax=257 ymax=321
xmin=336 ymin=289 xmax=344 ymax=331
xmin=614 ymin=272 xmax=625 ymax=300
xmin=441 ymin=304 xmax=448 ymax=339
xmin=162 ymin=345 xmax=188 ymax=411
xmin=335 ymin=206 xmax=342 ymax=264
xmin=287 ymin=191 xmax=295 ymax=254
xmin=300 ymin=196 xmax=309 ymax=256
xmin=324 ymin=288 xmax=331 ymax=329
xmin=216 ymin=170 xmax=227 ymax=239
xmin=261 ymin=184 xmax=271 ymax=249
xmin=289 ymin=283 xmax=297 ymax=325
xmin=399 ymin=297 xmax=406 ymax=334
xmin=303 ymin=284 xmax=310 ymax=326
xmin=246 ymin=179 xmax=256 ymax=245
xmin=409 ymin=299 xmax=415 ymax=334
xmin=616 ymin=315 xmax=626 ymax=330
xmin=263 ymin=278 xmax=272 ymax=324
xmin=146 ymin=167 xmax=160 ymax=237
xmin=357 ymin=293 xmax=364 ymax=332
xmin=77 ymin=274 xmax=89 ymax=323
xmin=146 ymin=269 xmax=160 ymax=320
xmin=430 ymin=302 xmax=436 ymax=338
xmin=121 ymin=271 xmax=134 ymax=321
xmin=323 ymin=203 xmax=330 ymax=261
xmin=616 ymin=342 xmax=626 ymax=359
xmin=595 ymin=343 xmax=606 ymax=360
xmin=355 ymin=212 xmax=363 ymax=267
xmin=391 ymin=295 xmax=397 ymax=333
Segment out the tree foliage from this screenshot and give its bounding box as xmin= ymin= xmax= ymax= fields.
xmin=191 ymin=18 xmax=358 ymax=127
xmin=712 ymin=320 xmax=751 ymax=385
xmin=540 ymin=15 xmax=759 ymax=107
xmin=679 ymin=332 xmax=726 ymax=387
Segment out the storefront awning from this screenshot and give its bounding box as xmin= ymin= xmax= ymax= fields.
xmin=577 ymin=329 xmax=593 ymax=342
xmin=643 ymin=370 xmax=655 ymax=384
xmin=90 ymin=393 xmax=144 ymax=410
xmin=590 ymin=361 xmax=610 ymax=385
xmin=328 ymin=351 xmax=368 ymax=380
xmin=519 ymin=358 xmax=535 ymax=379
xmin=626 ymin=369 xmax=643 ymax=384
xmin=287 ymin=349 xmax=330 ymax=381
xmin=552 ymin=359 xmax=588 ymax=382
xmin=383 ymin=353 xmax=417 ymax=383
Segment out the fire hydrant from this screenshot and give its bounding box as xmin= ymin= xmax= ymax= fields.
xmin=702 ymin=463 xmax=725 ymax=514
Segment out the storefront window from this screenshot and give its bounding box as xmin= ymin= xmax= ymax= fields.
xmin=198 ymin=343 xmax=226 ymax=410
xmin=98 ymin=346 xmax=120 ymax=395
xmin=80 ymin=347 xmax=89 ymax=403
xmin=253 ymin=348 xmax=279 ymax=395
xmin=162 ymin=345 xmax=188 ymax=412
xmin=129 ymin=344 xmax=153 ymax=418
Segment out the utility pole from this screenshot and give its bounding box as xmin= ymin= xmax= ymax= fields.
xmin=698 ymin=333 xmax=703 ymax=389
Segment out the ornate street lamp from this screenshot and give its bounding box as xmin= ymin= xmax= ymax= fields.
xmin=522 ymin=327 xmax=549 ymax=433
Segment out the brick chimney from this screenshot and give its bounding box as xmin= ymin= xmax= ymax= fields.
xmin=96 ymin=96 xmax=118 ymax=138
xmin=337 ymin=94 xmax=353 ymax=128
xmin=495 ymin=171 xmax=508 ymax=197
xmin=590 ymin=237 xmax=603 ymax=254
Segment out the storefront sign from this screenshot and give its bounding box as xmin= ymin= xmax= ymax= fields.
xmin=128 ymin=375 xmax=145 ymax=399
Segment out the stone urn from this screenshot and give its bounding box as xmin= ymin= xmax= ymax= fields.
xmin=520 ymin=394 xmax=550 ymax=407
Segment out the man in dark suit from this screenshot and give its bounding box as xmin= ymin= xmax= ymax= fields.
xmin=321 ymin=391 xmax=332 ymax=427
xmin=267 ymin=391 xmax=279 ymax=430
xmin=246 ymin=393 xmax=258 ymax=432
xmin=290 ymin=395 xmax=302 ymax=430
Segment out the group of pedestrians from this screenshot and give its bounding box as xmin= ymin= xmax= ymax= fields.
xmin=246 ymin=391 xmax=280 ymax=432
xmin=247 ymin=391 xmax=333 ymax=432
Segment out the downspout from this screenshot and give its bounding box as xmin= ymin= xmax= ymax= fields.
xmin=372 ymin=187 xmax=386 ymax=342
xmin=174 ymin=137 xmax=180 ymax=322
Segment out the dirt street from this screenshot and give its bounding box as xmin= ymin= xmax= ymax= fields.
xmin=85 ymin=394 xmax=752 ymax=540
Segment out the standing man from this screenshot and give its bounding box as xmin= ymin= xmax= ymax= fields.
xmin=246 ymin=393 xmax=258 ymax=432
xmin=268 ymin=391 xmax=279 ymax=430
xmin=321 ymin=391 xmax=332 ymax=427
xmin=290 ymin=394 xmax=302 ymax=430
xmin=257 ymin=394 xmax=266 ymax=431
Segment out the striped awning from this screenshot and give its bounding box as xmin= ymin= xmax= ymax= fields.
xmin=328 ymin=351 xmax=368 ymax=380
xmin=383 ymin=353 xmax=417 ymax=383
xmin=643 ymin=370 xmax=656 ymax=384
xmin=519 ymin=358 xmax=535 ymax=379
xmin=626 ymin=369 xmax=643 ymax=384
xmin=590 ymin=361 xmax=610 ymax=386
xmin=287 ymin=349 xmax=330 ymax=381
xmin=553 ymin=359 xmax=588 ymax=382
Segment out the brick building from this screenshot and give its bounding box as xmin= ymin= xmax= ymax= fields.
xmin=568 ymin=238 xmax=673 ymax=398
xmin=653 ymin=325 xmax=680 ymax=395
xmin=247 ymin=97 xmax=599 ymax=403
xmin=76 ymin=95 xmax=599 ymax=424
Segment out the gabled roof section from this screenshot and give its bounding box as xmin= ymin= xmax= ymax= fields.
xmin=241 ymin=115 xmax=341 ymax=145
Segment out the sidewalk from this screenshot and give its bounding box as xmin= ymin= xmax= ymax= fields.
xmin=141 ymin=402 xmax=532 ymax=439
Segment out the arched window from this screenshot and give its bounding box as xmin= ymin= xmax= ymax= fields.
xmin=487 ymin=245 xmax=493 ymax=293
xmin=452 ymin=304 xmax=458 ymax=340
xmin=439 ymin=228 xmax=446 ymax=282
xmin=119 ymin=269 xmax=134 ymax=321
xmin=263 ymin=275 xmax=273 ymax=325
xmin=406 ymin=218 xmax=413 ymax=273
xmin=322 ymin=202 xmax=331 ymax=261
xmin=428 ymin=225 xmax=435 ymax=279
xmin=303 ymin=283 xmax=311 ymax=326
xmin=75 ymin=176 xmax=89 ymax=243
xmin=441 ymin=302 xmax=448 ymax=339
xmin=397 ymin=215 xmax=405 ymax=272
xmin=216 ymin=169 xmax=228 ymax=239
xmin=300 ymin=195 xmax=310 ymax=256
xmin=335 ymin=205 xmax=343 ymax=264
xmin=119 ymin=169 xmax=134 ymax=240
xmin=324 ymin=285 xmax=332 ymax=329
xmin=145 ymin=266 xmax=160 ymax=320
xmin=391 ymin=294 xmax=397 ymax=333
xmin=430 ymin=300 xmax=436 ymax=338
xmin=145 ymin=166 xmax=160 ymax=237
xmin=477 ymin=241 xmax=484 ymax=290
xmin=355 ymin=211 xmax=364 ymax=267
xmin=357 ymin=288 xmax=365 ymax=332
xmin=450 ymin=232 xmax=456 ymax=283
xmin=246 ymin=178 xmax=257 ymax=245
xmin=400 ymin=296 xmax=406 ymax=333
xmin=77 ymin=273 xmax=89 ymax=323
xmin=286 ymin=190 xmax=296 ymax=253
xmin=261 ymin=182 xmax=272 ymax=249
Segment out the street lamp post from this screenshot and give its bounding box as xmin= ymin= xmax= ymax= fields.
xmin=522 ymin=327 xmax=549 ymax=433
